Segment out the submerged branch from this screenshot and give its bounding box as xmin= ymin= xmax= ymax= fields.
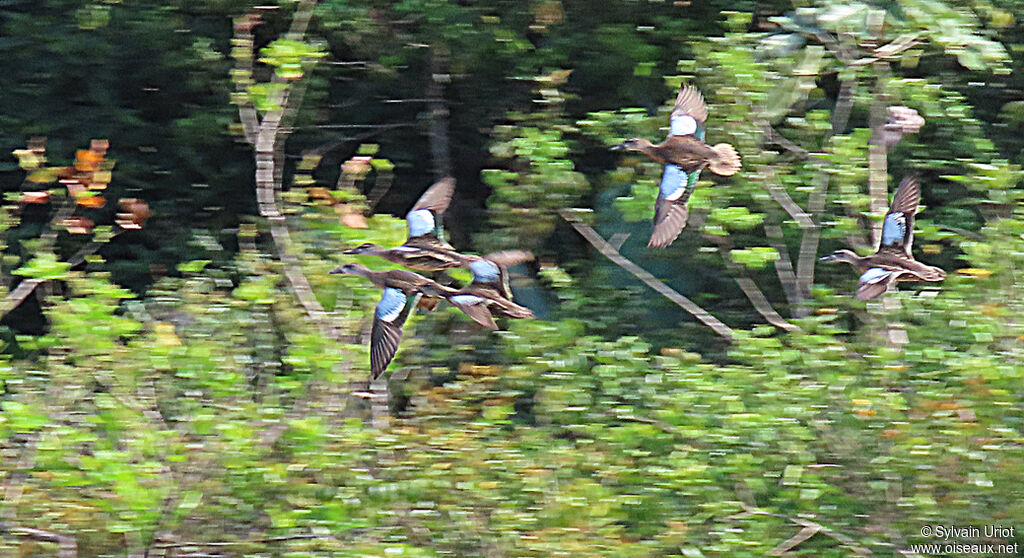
xmin=560 ymin=210 xmax=734 ymax=340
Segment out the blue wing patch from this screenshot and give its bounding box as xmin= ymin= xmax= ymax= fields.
xmin=469 ymin=259 xmax=500 ymax=283
xmin=670 ymin=114 xmax=698 ymax=136
xmin=859 ymin=267 xmax=892 ymax=285
xmin=406 ymin=208 xmax=435 ymax=238
xmin=659 ymin=165 xmax=688 ymax=201
xmin=375 ymin=288 xmax=407 ymax=323
xmin=880 ymin=212 xmax=906 ymax=247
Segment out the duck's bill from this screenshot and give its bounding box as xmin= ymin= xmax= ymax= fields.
xmin=610 ymin=143 xmax=627 ymax=151
xmin=342 ymin=247 xmax=360 ymax=254
xmin=329 ymin=266 xmax=346 ymax=274
xmin=818 ymin=255 xmax=838 ymax=262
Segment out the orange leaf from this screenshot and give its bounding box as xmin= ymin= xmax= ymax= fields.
xmin=75 ymin=149 xmax=103 ymax=172
xmin=76 ymin=195 xmax=105 ymax=209
xmin=308 ymin=187 xmax=338 ymax=204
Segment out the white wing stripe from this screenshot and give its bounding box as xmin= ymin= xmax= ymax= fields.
xmin=670 ymin=114 xmax=698 ymax=136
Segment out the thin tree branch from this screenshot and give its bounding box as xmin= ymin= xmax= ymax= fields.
xmin=283 ymin=0 xmax=317 ymax=41
xmin=730 ymin=505 xmax=872 ymax=557
xmin=757 ymin=165 xmax=814 ymax=229
xmin=427 ymin=46 xmax=453 ymax=181
xmin=707 ymin=235 xmax=802 ymax=332
xmin=295 ymin=123 xmax=415 ymax=158
xmin=0 ymin=278 xmax=42 ymax=318
xmin=759 ymin=119 xmax=811 ymax=159
xmin=764 ymin=221 xmax=800 ymax=309
xmin=232 ymin=13 xmax=260 ymax=146
xmin=560 ymin=210 xmax=734 ymax=340
xmin=0 ymin=522 xmax=78 ymax=558
xmin=234 ymin=0 xmax=342 ymax=342
xmin=867 ymin=62 xmax=891 ymax=248
xmin=793 ymin=73 xmax=854 ymax=316
xmin=148 ymin=533 xmax=347 ymax=550
xmin=1 ymin=234 xmax=119 ymax=319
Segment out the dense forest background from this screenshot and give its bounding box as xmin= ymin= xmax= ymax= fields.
xmin=3 ymin=0 xmax=1024 ymax=555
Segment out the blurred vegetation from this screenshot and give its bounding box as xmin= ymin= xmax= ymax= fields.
xmin=3 ymin=0 xmax=1024 ymax=555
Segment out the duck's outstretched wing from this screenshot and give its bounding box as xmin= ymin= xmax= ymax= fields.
xmin=649 ymin=164 xmax=698 ymax=249
xmin=670 ymin=85 xmax=708 ymax=140
xmin=856 ymin=267 xmax=897 ymax=301
xmin=405 ymin=177 xmax=456 ymax=242
xmin=468 ymin=250 xmax=534 ymax=300
xmin=444 ymin=293 xmax=498 ymax=330
xmin=879 ymin=176 xmax=920 ymax=256
xmin=369 ymin=288 xmax=418 ymax=378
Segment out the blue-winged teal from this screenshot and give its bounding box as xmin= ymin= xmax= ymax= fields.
xmin=331 ymin=263 xmax=488 ymax=377
xmin=460 ymin=249 xmax=534 ymax=301
xmin=820 ymin=177 xmax=946 ymax=300
xmin=613 ymin=85 xmax=741 ymax=248
xmin=417 ymin=281 xmax=534 ymax=330
xmin=347 ymin=177 xmax=534 ymax=301
xmin=344 ymin=177 xmax=465 ymax=271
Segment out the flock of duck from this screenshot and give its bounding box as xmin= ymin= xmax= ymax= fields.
xmin=333 ymin=85 xmax=946 ymax=377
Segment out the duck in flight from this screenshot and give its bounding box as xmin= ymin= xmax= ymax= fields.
xmin=612 ymin=85 xmax=741 ymax=248
xmin=346 ymin=177 xmax=533 ymax=301
xmin=417 ymin=279 xmax=534 ymax=330
xmin=819 ymin=176 xmax=946 ymax=301
xmin=331 ymin=263 xmax=499 ymax=378
xmin=343 ymin=177 xmax=464 ymax=272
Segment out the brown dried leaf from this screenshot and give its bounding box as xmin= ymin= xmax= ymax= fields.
xmin=62 ymin=216 xmax=95 ymax=234
xmin=90 ymin=139 xmax=109 ymax=155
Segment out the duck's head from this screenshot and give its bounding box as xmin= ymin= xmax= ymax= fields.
xmin=611 ymin=138 xmax=654 ymax=152
xmin=344 ymin=242 xmax=384 ymax=256
xmin=819 ymin=249 xmax=860 ymax=266
xmin=330 ymin=262 xmax=369 ymax=276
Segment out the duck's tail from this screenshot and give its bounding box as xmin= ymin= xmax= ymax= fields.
xmin=505 ymin=303 xmax=535 ymax=320
xmin=923 ymin=266 xmax=946 ymax=282
xmin=708 ymin=143 xmax=741 ymax=176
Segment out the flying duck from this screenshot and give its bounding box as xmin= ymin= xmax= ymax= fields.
xmin=819 ymin=176 xmax=946 ymax=300
xmin=612 ymin=85 xmax=742 ymax=248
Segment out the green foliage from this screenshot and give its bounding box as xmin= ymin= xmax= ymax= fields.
xmin=5 ymin=0 xmax=1024 ymax=556
xmin=258 ymin=38 xmax=327 ymax=81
